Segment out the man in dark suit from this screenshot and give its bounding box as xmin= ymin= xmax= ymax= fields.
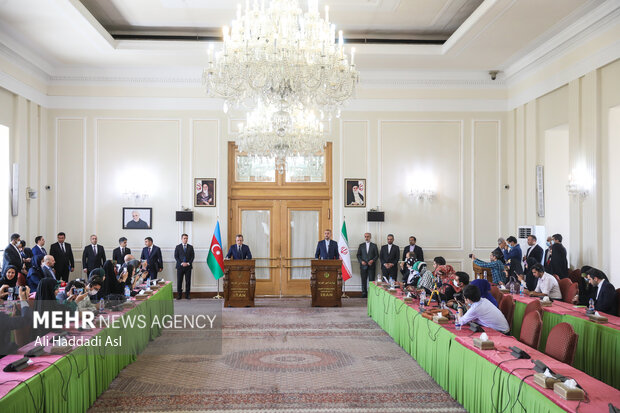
xmin=41 ymin=255 xmax=56 ymax=280
xmin=586 ymin=268 xmax=617 ymax=316
xmin=141 ymin=237 xmax=163 ymax=281
xmin=225 ymin=234 xmax=252 ymax=260
xmin=523 ymin=235 xmax=543 ymax=270
xmin=315 ymin=229 xmax=339 ymax=260
xmin=112 ymin=237 xmax=131 ymax=265
xmin=356 ymin=232 xmax=379 ymax=298
xmin=174 ymin=234 xmax=195 ymax=300
xmin=49 ymin=232 xmax=75 ymax=282
xmin=492 ymin=238 xmax=507 ymax=264
xmin=546 ymin=233 xmax=568 ymax=278
xmin=2 ymin=233 xmax=23 ymax=277
xmin=82 ymin=234 xmax=106 ymax=275
xmin=380 ymin=234 xmax=400 ymax=281
xmin=401 ymin=236 xmax=424 ymax=279
xmin=31 ymin=236 xmax=47 ymax=260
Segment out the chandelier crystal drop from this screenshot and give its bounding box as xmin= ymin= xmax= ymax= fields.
xmin=203 ymin=0 xmax=359 ymax=120
xmin=236 ymin=101 xmax=325 ymax=170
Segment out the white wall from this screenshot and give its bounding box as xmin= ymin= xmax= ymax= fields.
xmin=544 ymin=125 xmax=570 ymax=260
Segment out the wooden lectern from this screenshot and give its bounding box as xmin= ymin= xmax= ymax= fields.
xmin=223 ymin=260 xmax=256 ymax=307
xmin=310 ymin=259 xmax=342 ymax=307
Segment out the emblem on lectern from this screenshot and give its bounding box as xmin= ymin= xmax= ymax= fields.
xmin=324 ymin=272 xmax=330 ymax=278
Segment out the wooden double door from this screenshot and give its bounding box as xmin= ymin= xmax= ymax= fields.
xmin=229 ymin=199 xmax=330 ymax=296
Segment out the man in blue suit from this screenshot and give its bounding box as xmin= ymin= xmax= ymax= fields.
xmin=140 ymin=237 xmax=163 ymax=281
xmin=225 ymin=234 xmax=252 ymax=260
xmin=315 ymin=229 xmax=339 ymax=260
xmin=31 ymin=236 xmax=47 ymax=260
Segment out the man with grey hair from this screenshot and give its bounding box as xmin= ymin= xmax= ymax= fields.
xmin=492 ymin=237 xmax=507 ymax=264
xmin=42 ymin=255 xmax=56 ymax=280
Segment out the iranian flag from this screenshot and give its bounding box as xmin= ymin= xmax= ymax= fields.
xmin=207 ymin=221 xmax=225 ymax=280
xmin=338 ymin=221 xmax=352 ymax=281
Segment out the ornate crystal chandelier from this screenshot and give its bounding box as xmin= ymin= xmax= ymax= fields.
xmin=203 ymin=0 xmax=359 ymax=135
xmin=237 ymin=101 xmax=325 ymax=173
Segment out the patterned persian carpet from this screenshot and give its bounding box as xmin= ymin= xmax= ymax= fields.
xmin=89 ymin=298 xmax=465 ymax=412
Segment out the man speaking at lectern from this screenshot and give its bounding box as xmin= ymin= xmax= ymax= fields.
xmin=225 ymin=234 xmax=252 ymax=260
xmin=315 ymin=229 xmax=339 ymax=260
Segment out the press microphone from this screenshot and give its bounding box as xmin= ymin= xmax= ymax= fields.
xmin=3 ymin=357 xmax=30 ymax=372
xmin=509 ymin=346 xmax=531 ymax=359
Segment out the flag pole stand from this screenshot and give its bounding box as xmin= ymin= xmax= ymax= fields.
xmin=341 ymin=282 xmax=349 ymax=298
xmin=213 ymin=278 xmax=223 ymax=299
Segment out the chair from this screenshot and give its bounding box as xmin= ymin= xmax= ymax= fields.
xmin=552 ymin=274 xmax=560 ymax=282
xmin=520 ymin=311 xmax=542 ymax=349
xmin=562 ymin=282 xmax=578 ymax=304
xmin=545 ymin=323 xmax=578 ymax=365
xmin=616 ymin=289 xmax=620 ymax=317
xmin=568 ymin=269 xmax=581 ymax=283
xmin=499 ymin=295 xmax=515 ymax=330
xmin=490 ymin=285 xmax=502 ymax=303
xmin=558 ymin=278 xmax=573 ymax=302
xmin=523 ymin=299 xmax=543 ymax=318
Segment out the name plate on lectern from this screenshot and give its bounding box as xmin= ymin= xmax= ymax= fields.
xmin=223 ymin=260 xmax=256 ymax=307
xmin=310 ymin=259 xmax=342 ymax=307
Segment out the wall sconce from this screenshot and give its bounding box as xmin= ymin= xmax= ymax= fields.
xmin=122 ymin=190 xmax=149 ymax=203
xmin=566 ymin=171 xmax=589 ymax=198
xmin=409 ymin=188 xmax=436 ymax=201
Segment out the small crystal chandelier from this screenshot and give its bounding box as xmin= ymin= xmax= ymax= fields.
xmin=237 ymin=101 xmax=325 ymax=173
xmin=203 ymin=0 xmax=359 ymax=122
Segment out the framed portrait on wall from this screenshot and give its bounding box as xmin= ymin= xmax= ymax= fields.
xmin=122 ymin=207 xmax=152 ymax=229
xmin=194 ymin=178 xmax=216 ymax=207
xmin=344 ymin=179 xmax=366 ymax=207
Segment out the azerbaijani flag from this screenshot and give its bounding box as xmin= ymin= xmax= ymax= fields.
xmin=207 ymin=221 xmax=225 ymax=280
xmin=338 ymin=221 xmax=352 ymax=281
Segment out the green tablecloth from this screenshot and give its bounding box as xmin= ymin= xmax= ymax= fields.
xmin=0 ymin=283 xmax=174 ymax=412
xmin=512 ymin=299 xmax=620 ymax=389
xmin=368 ymin=283 xmax=565 ymax=413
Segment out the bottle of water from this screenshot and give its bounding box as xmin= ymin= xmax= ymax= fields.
xmin=124 ymin=285 xmax=131 ymax=299
xmin=510 ymin=283 xmax=516 ymax=295
xmin=420 ymin=290 xmax=426 ymax=307
xmin=441 ymin=300 xmax=446 ymax=309
xmin=7 ymin=288 xmax=13 ymax=303
xmin=99 ymin=298 xmax=105 ymax=312
xmin=588 ymin=298 xmax=595 ymax=312
xmin=519 ymin=284 xmax=524 ymax=296
xmin=455 ymin=314 xmax=461 ymax=331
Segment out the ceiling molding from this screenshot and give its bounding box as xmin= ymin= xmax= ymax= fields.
xmin=503 ymin=0 xmax=620 ymax=81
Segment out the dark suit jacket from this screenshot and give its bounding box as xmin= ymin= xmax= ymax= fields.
xmin=592 ymin=280 xmax=617 ymax=316
xmin=41 ymin=265 xmax=56 ymax=280
xmin=112 ymin=247 xmax=131 ymax=265
xmin=31 ymin=245 xmax=47 ymax=260
xmin=401 ymin=244 xmax=424 ymax=277
xmin=141 ymin=245 xmax=163 ymax=277
xmin=315 ymin=240 xmax=339 ymax=260
xmin=548 ymin=243 xmax=569 ymax=278
xmin=49 ymin=242 xmax=74 ymax=279
xmin=225 ymin=244 xmax=252 ymax=260
xmin=21 ymin=247 xmax=33 ymax=270
xmin=356 ymin=242 xmax=379 ymax=271
xmin=174 ymin=244 xmax=195 ymax=269
xmin=524 ymin=244 xmax=543 ymax=264
xmin=2 ymin=244 xmax=22 ymax=276
xmin=492 ymin=247 xmax=507 ymax=264
xmin=380 ymin=243 xmax=400 ymax=279
xmin=82 ymin=244 xmax=106 ymax=274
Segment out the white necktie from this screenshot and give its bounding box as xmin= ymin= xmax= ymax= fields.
xmin=388 ymin=244 xmax=391 ymax=254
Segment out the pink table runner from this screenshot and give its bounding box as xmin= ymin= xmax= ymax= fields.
xmin=377 ymin=284 xmax=620 ymax=412
xmin=0 ymin=281 xmax=171 ymax=399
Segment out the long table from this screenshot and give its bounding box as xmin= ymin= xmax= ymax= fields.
xmin=0 ymin=282 xmax=173 ymax=412
xmin=508 ymin=292 xmax=620 ymax=389
xmin=368 ymin=283 xmax=620 ymax=413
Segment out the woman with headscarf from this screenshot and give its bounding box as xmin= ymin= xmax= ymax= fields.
xmin=26 ymin=255 xmax=44 ymax=293
xmin=98 ymin=260 xmax=124 ymax=300
xmin=470 ymin=278 xmax=499 ymax=308
xmin=435 ymin=264 xmax=457 ymax=301
xmin=0 ymin=266 xmax=18 ymax=302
